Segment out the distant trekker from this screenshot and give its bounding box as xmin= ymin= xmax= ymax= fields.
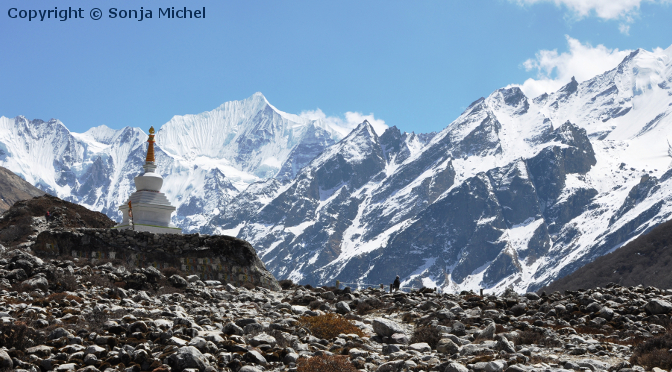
xmin=391 ymin=275 xmax=400 ymax=292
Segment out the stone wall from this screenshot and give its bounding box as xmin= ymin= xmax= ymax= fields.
xmin=33 ymin=228 xmax=280 ymax=290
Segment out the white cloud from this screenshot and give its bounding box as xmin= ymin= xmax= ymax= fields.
xmin=513 ymin=0 xmax=669 ymax=20
xmin=619 ymin=23 xmax=631 ymax=35
xmin=512 ymin=0 xmax=671 ymax=34
xmin=299 ymin=108 xmax=388 ymax=137
xmin=514 ymin=36 xmax=632 ymax=98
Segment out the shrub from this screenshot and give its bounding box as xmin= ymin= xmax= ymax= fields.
xmin=162 ymin=267 xmax=183 ymax=278
xmin=630 ymin=332 xmax=672 ymax=370
xmin=81 ymin=274 xmax=113 ymax=288
xmin=356 ymin=301 xmax=372 ymax=315
xmin=514 ymin=330 xmax=562 ymax=347
xmin=410 ymin=325 xmax=441 ymax=348
xmin=279 ymin=279 xmax=294 ymax=290
xmin=54 ymin=272 xmax=78 ymax=292
xmin=298 ymin=313 xmax=365 ymax=339
xmin=0 ymin=320 xmax=45 ymax=350
xmin=297 ymin=354 xmax=357 ymax=372
xmin=241 ymin=282 xmax=256 ymax=290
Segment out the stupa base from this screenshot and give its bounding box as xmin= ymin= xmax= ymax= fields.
xmin=113 ymin=223 xmax=183 ymax=235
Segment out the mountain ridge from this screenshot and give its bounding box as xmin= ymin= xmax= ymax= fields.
xmin=2 ymin=45 xmax=672 ymax=293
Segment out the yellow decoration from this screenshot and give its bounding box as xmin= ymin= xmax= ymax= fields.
xmin=146 ymin=126 xmax=156 ymax=162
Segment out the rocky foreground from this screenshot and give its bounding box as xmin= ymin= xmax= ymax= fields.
xmin=0 ymin=248 xmax=671 ymax=372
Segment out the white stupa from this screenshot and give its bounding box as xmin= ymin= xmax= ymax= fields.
xmin=115 ymin=126 xmax=182 ymax=234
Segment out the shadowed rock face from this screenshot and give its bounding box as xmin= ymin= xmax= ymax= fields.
xmin=33 ymin=228 xmax=280 ymax=291
xmin=0 ymin=166 xmax=45 ymax=213
xmin=0 ymin=194 xmax=115 ymax=248
xmin=544 ymin=212 xmax=672 ymax=292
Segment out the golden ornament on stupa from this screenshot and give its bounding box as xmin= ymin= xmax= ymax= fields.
xmin=146 ymin=126 xmax=156 ymax=163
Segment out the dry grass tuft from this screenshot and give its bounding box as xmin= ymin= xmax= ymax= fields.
xmin=298 ymin=313 xmax=365 ymax=339
xmin=630 ymin=332 xmax=672 ymax=370
xmin=410 ymin=325 xmax=441 ymax=348
xmin=0 ymin=320 xmax=45 ymax=350
xmin=297 ymin=354 xmax=358 ymax=372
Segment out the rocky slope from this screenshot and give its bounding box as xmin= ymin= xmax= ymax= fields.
xmin=0 ymin=195 xmax=115 ymax=249
xmin=0 ymin=165 xmax=45 ymax=213
xmin=543 ymin=216 xmax=672 ymax=293
xmin=1 ymin=248 xmax=671 ymax=372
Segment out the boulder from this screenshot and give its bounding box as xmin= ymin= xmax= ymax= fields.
xmin=167 ymin=346 xmax=210 ymax=372
xmin=372 ymin=318 xmax=405 ymax=337
xmin=169 ymin=274 xmax=189 ymax=288
xmin=0 ymin=349 xmax=12 ymax=369
xmin=644 ymin=299 xmax=672 ymax=315
xmin=437 ymin=338 xmax=460 ymax=354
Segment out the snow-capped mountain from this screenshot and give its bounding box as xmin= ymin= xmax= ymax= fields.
xmin=0 ymin=93 xmax=344 ymax=232
xmin=205 ymin=46 xmax=672 ymax=292
xmin=3 ymin=45 xmax=672 ymax=292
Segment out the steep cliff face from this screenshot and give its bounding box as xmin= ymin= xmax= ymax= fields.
xmin=0 ymin=166 xmax=45 ymax=213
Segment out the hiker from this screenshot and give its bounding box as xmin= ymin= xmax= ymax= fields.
xmin=46 ymin=211 xmax=51 ymax=222
xmin=391 ymin=275 xmax=400 ymax=292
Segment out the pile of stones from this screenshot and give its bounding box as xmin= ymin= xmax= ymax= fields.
xmin=0 ymin=248 xmax=671 ymax=372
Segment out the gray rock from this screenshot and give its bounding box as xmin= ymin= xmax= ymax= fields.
xmin=244 ymin=350 xmax=267 ymax=365
xmin=372 ymin=318 xmax=405 ymax=337
xmin=524 ymin=292 xmax=539 ymax=301
xmin=224 ymin=322 xmax=244 ymax=335
xmin=85 ymin=345 xmax=106 ymax=356
xmin=188 ymin=336 xmax=208 ymax=350
xmin=167 ymin=346 xmax=210 ymax=372
xmin=83 ymin=353 xmax=98 ymax=365
xmin=250 ymin=333 xmax=277 ymax=347
xmin=437 ymin=338 xmax=460 ymax=354
xmin=335 ymin=301 xmax=351 ymax=314
xmin=48 ymin=327 xmax=73 ymax=340
xmin=25 ymin=345 xmax=53 ymax=358
xmin=382 ymin=344 xmax=401 ymax=354
xmin=244 ymin=322 xmax=264 ymax=335
xmin=485 ymin=361 xmax=507 ymax=372
xmin=169 ymin=274 xmax=189 ymax=288
xmin=186 ymin=274 xmax=200 ymax=282
xmin=376 ymin=360 xmax=405 ymax=372
xmin=283 ymin=352 xmax=299 ymax=364
xmin=22 ymin=276 xmax=48 ymax=291
xmin=577 ymin=359 xmax=610 ymax=371
xmin=476 ymin=322 xmax=496 ymax=340
xmin=644 ymin=299 xmax=672 ymax=315
xmin=597 ymin=306 xmax=614 ymax=320
xmin=390 ymin=332 xmax=409 ymax=344
xmin=55 ymin=363 xmax=77 ymax=371
xmin=239 ymin=366 xmax=263 ymax=372
xmin=408 ymin=342 xmax=431 ymax=352
xmin=451 ymin=321 xmax=466 ymax=336
xmin=0 ymin=349 xmax=12 ymax=369
xmin=495 ymin=335 xmax=516 ymax=353
xmin=586 ymin=302 xmax=603 ymax=313
xmin=442 ymin=361 xmax=469 ymax=372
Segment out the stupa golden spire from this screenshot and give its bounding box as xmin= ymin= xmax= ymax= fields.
xmin=146 ymin=126 xmax=156 ymax=163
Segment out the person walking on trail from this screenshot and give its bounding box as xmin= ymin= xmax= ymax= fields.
xmin=392 ymin=275 xmax=401 ymax=292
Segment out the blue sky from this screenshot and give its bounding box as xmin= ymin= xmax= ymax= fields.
xmin=1 ymin=0 xmax=671 ymax=134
